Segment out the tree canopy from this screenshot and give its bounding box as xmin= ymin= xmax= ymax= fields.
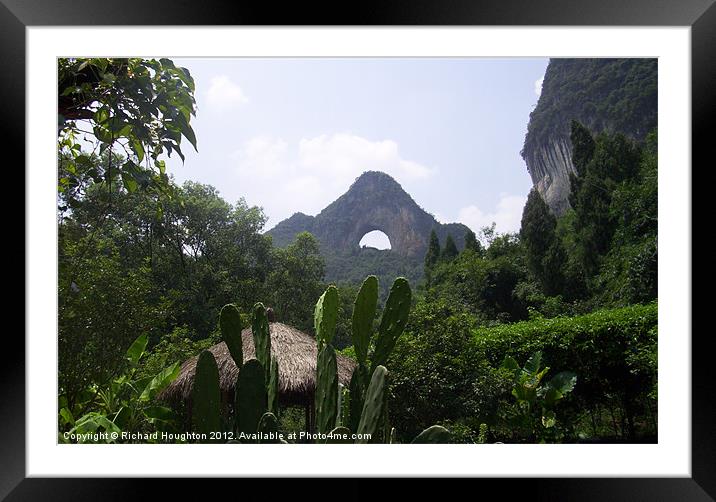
xmin=58 ymin=58 xmax=197 ymax=211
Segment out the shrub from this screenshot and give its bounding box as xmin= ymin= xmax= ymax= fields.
xmin=388 ymin=299 xmax=510 ymax=441
xmin=473 ymin=302 xmax=657 ymax=440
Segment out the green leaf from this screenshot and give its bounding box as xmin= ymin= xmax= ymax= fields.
xmin=542 ymin=410 xmax=556 ymax=428
xmin=71 ymin=415 xmax=100 ymax=435
xmin=131 ymin=139 xmax=145 ymax=163
xmin=544 ymin=372 xmax=577 ymax=406
xmin=174 ymin=113 xmax=197 ymax=151
xmin=501 ymin=356 xmax=520 ymax=375
xmin=108 ymin=117 xmax=132 ymax=138
xmin=144 ymin=405 xmax=176 ymax=423
xmin=524 ymin=351 xmax=543 ymax=375
xmin=159 ymin=58 xmax=176 ymax=69
xmin=139 ymin=361 xmax=181 ymax=401
xmin=94 ymin=107 xmax=109 ymax=125
xmin=548 ymin=371 xmax=578 ymax=394
xmin=121 ymin=172 xmax=138 ymax=192
xmin=112 ymin=407 xmax=131 ymax=429
xmin=93 ymin=125 xmax=113 ymax=143
xmin=126 ymin=334 xmax=148 ymax=366
xmin=95 ymin=416 xmax=121 ymax=436
xmin=59 ymin=407 xmax=75 ymax=426
xmin=75 ymin=154 xmax=94 ymax=169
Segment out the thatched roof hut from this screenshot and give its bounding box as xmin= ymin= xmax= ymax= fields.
xmin=159 ymin=322 xmax=356 ymax=407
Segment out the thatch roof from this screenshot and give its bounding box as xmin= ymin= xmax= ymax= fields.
xmin=159 ymin=322 xmax=356 ymax=406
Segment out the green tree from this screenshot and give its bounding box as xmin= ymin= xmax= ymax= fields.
xmin=427 ymin=231 xmax=529 ymax=323
xmin=463 ymin=229 xmax=483 ymax=255
xmin=58 ymin=58 xmax=197 ymax=208
xmin=568 ymin=122 xmax=642 ymax=278
xmin=441 ymin=234 xmax=459 ymax=262
xmin=58 ymin=235 xmax=166 ymax=410
xmin=389 ymin=298 xmax=510 ymax=440
xmin=424 ymin=229 xmax=440 ymax=269
xmin=569 ymin=120 xmax=596 ymax=177
xmin=520 ymin=188 xmax=564 ymax=295
xmin=268 ymin=232 xmax=326 ymax=332
xmin=595 ymin=130 xmax=658 ymax=304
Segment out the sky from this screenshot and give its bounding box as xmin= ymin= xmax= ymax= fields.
xmin=166 ymin=58 xmax=549 ymax=248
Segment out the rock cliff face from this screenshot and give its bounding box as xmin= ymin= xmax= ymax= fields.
xmin=522 ymin=58 xmax=657 ymax=215
xmin=268 ymin=171 xmax=469 ymax=259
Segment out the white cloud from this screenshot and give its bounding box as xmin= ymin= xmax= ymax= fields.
xmin=231 ymin=136 xmax=287 ymax=178
xmin=457 ymin=193 xmax=527 ymax=237
xmin=206 ymin=75 xmax=249 ymax=109
xmin=231 ymin=133 xmax=435 ymax=228
xmin=534 ymin=76 xmax=544 ymax=97
xmin=298 ymin=133 xmax=433 ymax=181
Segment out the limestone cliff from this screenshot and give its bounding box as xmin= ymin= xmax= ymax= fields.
xmin=522 ymin=58 xmax=657 ymax=215
xmin=268 ymin=171 xmax=469 ymax=259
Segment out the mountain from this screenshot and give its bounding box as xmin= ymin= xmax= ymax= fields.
xmin=267 ymin=171 xmax=471 ymax=291
xmin=522 ymin=58 xmax=657 ymax=215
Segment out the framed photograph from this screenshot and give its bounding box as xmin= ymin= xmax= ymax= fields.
xmin=9 ymin=0 xmax=711 ymax=498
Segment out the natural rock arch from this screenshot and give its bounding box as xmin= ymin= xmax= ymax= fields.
xmin=268 ymin=171 xmax=470 ymax=259
xmin=359 ymin=230 xmax=392 ymax=250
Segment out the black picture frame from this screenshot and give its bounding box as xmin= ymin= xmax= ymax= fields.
xmin=6 ymin=0 xmax=710 ymax=499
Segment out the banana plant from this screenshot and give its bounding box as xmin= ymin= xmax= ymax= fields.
xmin=500 ymin=351 xmax=577 ymax=441
xmin=59 ymin=333 xmax=181 ymax=443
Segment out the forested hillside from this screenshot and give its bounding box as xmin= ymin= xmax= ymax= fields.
xmin=522 ymin=58 xmax=657 ymax=215
xmin=268 ymin=171 xmax=470 ymax=298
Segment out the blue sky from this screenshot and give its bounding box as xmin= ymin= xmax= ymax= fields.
xmin=166 ymin=58 xmax=549 ymax=248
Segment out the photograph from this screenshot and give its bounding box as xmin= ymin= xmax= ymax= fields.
xmin=56 ymin=56 xmax=659 ymax=446
xmin=7 ymin=4 xmax=708 ymax=494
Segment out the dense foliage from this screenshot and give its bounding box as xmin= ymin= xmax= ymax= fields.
xmin=58 ymin=58 xmax=197 ymax=211
xmin=522 ymin=58 xmax=657 ymax=158
xmin=393 ymin=121 xmax=658 ymax=442
xmin=324 ymin=248 xmax=423 ymax=301
xmin=389 ymin=300 xmax=656 ymax=443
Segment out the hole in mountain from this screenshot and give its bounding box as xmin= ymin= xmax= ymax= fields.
xmin=359 ymin=230 xmax=392 ymax=250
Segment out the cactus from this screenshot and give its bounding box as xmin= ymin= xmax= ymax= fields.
xmin=355 ymin=365 xmax=388 ymax=444
xmin=348 ymin=364 xmax=367 ymax=433
xmin=220 ymin=304 xmax=244 ymax=368
xmin=382 ymin=386 xmax=391 ymax=444
xmin=315 ymin=344 xmax=338 ymax=435
xmin=235 ymin=358 xmax=267 ymax=437
xmin=314 ymin=285 xmax=338 ymax=349
xmin=411 ymin=425 xmax=451 ymax=443
xmin=351 ymin=275 xmax=378 ymax=365
xmin=257 ymin=412 xmax=280 ymax=443
xmin=371 ymin=277 xmax=411 ymax=371
xmin=336 ymin=383 xmax=345 ymax=427
xmin=268 ymin=357 xmax=279 ymax=415
xmin=192 ymin=350 xmax=221 ymax=441
xmin=252 ymin=302 xmax=271 ymax=382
